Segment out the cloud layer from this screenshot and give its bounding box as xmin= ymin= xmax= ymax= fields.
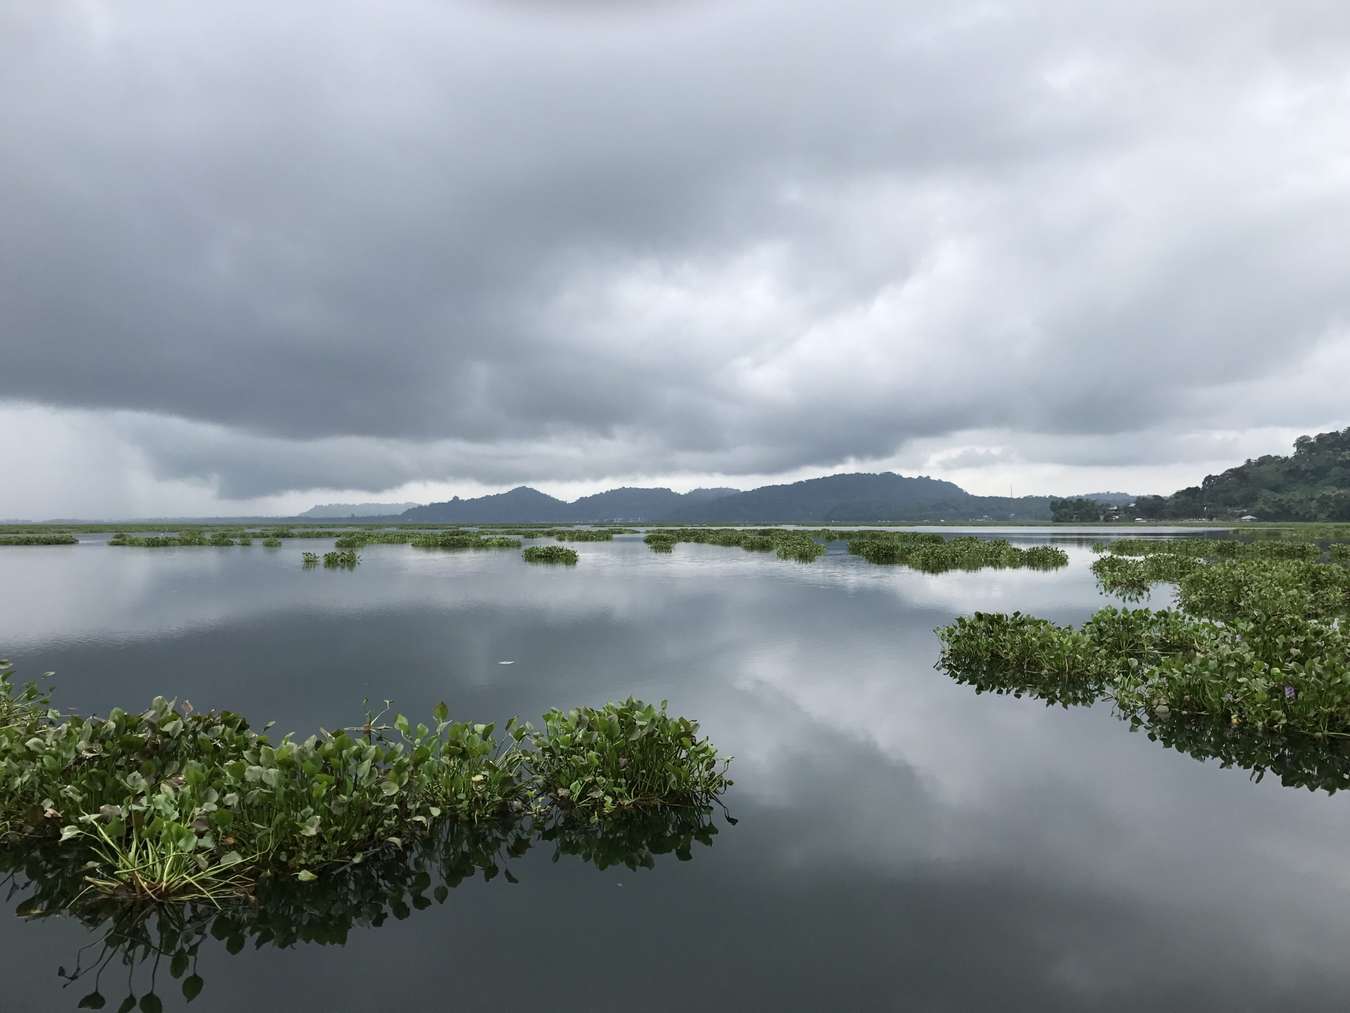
xmin=2 ymin=1 xmax=1348 ymax=514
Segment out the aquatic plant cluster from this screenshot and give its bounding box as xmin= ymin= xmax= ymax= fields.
xmin=772 ymin=532 xmax=827 ymax=562
xmin=637 ymin=527 xmax=1069 ymax=571
xmin=521 ymin=545 xmax=579 ymax=564
xmin=110 ymin=533 xmax=206 ymax=548
xmin=108 ymin=528 xmax=350 ymax=547
xmin=333 ymin=529 xmax=522 ymax=549
xmin=848 ymin=532 xmax=1068 ymax=572
xmin=544 ymin=529 xmax=613 ymax=542
xmin=15 ymin=522 xmax=1074 ymax=578
xmin=937 ymin=539 xmax=1350 ymax=784
xmin=409 ymin=532 xmax=521 ymax=550
xmin=0 ymin=661 xmax=731 ymax=908
xmin=644 ymin=532 xmax=676 ymax=552
xmin=0 ymin=533 xmax=78 ymax=545
xmin=642 ymin=527 xmax=826 ymax=561
xmin=1090 ymin=536 xmax=1350 ymax=599
xmin=300 ymin=549 xmax=362 ymax=568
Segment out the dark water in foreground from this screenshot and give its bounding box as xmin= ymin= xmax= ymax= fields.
xmin=1 ymin=533 xmax=1348 ymax=1011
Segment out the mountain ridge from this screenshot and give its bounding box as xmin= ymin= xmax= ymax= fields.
xmin=398 ymin=473 xmax=1072 ymax=524
xmin=399 ymin=485 xmax=746 ymax=523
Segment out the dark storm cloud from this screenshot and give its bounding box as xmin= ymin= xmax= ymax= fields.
xmin=2 ymin=1 xmax=1349 ymax=498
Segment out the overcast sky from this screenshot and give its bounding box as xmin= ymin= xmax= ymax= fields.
xmin=2 ymin=1 xmax=1347 ymax=518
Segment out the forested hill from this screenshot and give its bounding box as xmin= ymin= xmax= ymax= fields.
xmin=400 ymin=473 xmax=1063 ymax=523
xmin=669 ymin=473 xmax=1051 ymax=523
xmin=1136 ymin=427 xmax=1350 ymax=521
xmin=399 ymin=486 xmax=741 ymax=524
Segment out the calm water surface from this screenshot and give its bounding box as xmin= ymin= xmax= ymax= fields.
xmin=1 ymin=532 xmax=1347 ymax=1011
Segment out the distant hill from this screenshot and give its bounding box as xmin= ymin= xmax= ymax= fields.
xmin=1076 ymin=492 xmax=1135 ymax=507
xmin=566 ymin=486 xmax=741 ymax=522
xmin=684 ymin=487 xmax=741 ymax=502
xmin=401 ymin=487 xmax=569 ymax=523
xmin=299 ymin=502 xmax=418 ymax=519
xmin=670 ymin=473 xmax=1055 ymax=523
xmin=1137 ymin=427 xmax=1350 ymax=521
xmin=401 ymin=485 xmax=745 ymax=524
xmin=401 ymin=473 xmax=1058 ymax=524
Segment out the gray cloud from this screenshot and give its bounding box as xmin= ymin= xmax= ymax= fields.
xmin=2 ymin=1 xmax=1348 ymax=505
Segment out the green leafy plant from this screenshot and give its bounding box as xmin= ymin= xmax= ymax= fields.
xmin=772 ymin=533 xmax=825 ymax=562
xmin=644 ymin=532 xmax=676 ymax=553
xmin=0 ymin=661 xmax=733 ymax=915
xmin=527 ymin=699 xmax=732 ymax=819
xmin=937 ymin=550 xmax=1350 ymax=742
xmin=0 ymin=533 xmax=78 ymax=545
xmin=849 ymin=534 xmax=1067 ymax=572
xmin=410 ymin=533 xmax=521 ymax=550
xmin=521 ymin=545 xmax=578 ymax=564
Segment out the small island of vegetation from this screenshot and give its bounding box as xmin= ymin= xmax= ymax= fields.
xmin=0 ymin=660 xmax=731 ymax=906
xmin=936 ymin=533 xmax=1350 ymax=778
xmin=0 ymin=533 xmax=77 ymax=545
xmin=522 ymin=545 xmax=579 ymax=564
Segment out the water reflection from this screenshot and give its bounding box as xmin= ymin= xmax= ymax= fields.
xmin=940 ymin=646 xmax=1350 ymax=793
xmin=5 ymin=536 xmax=1350 ymax=1010
xmin=1129 ymin=715 xmax=1350 ymax=793
xmin=6 ymin=806 xmax=725 ymax=1011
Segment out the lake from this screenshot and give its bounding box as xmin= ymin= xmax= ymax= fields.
xmin=2 ymin=531 xmax=1348 ymax=1011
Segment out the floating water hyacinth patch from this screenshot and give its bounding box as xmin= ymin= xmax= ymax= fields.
xmin=522 ymin=545 xmax=578 ymax=564
xmin=0 ymin=660 xmax=732 ymax=917
xmin=644 ymin=532 xmax=676 ymax=552
xmin=937 ymin=553 xmax=1350 ymax=745
xmin=847 ymin=533 xmax=1067 ymax=572
xmin=410 ymin=533 xmax=521 ymax=550
xmin=528 ymin=699 xmax=732 ymax=819
xmin=0 ymin=533 xmax=78 ymax=545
